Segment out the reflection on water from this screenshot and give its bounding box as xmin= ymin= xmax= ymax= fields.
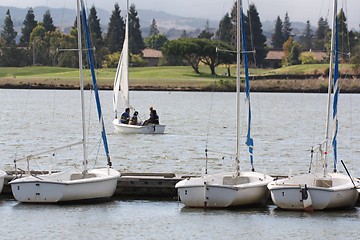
xmin=1 ymin=197 xmax=359 ymax=239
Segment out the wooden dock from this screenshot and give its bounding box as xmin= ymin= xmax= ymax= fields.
xmin=1 ymin=171 xmax=184 ymax=199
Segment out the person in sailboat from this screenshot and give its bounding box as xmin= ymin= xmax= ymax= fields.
xmin=143 ymin=107 xmax=159 ymax=125
xmin=120 ymin=108 xmax=130 ymax=124
xmin=129 ymin=111 xmax=139 ymax=125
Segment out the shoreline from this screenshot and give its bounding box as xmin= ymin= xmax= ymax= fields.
xmin=1 ymin=77 xmax=360 ymax=93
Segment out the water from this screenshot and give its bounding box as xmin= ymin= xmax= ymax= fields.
xmin=1 ymin=89 xmax=360 ymax=239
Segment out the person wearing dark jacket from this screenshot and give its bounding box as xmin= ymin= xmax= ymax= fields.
xmin=120 ymin=108 xmax=130 ymax=124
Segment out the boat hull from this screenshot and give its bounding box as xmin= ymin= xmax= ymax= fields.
xmin=0 ymin=170 xmax=7 ymax=194
xmin=175 ymin=172 xmax=273 ymax=208
xmin=113 ymin=119 xmax=165 ymax=134
xmin=9 ymin=168 xmax=120 ymax=203
xmin=267 ymin=173 xmax=359 ymax=210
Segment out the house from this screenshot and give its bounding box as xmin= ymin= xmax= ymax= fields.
xmin=264 ymin=50 xmax=327 ymax=68
xmin=264 ymin=50 xmax=284 ymax=68
xmin=142 ymin=48 xmax=163 ymax=66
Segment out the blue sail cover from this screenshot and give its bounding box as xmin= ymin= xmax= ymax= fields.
xmin=80 ymin=0 xmax=111 ymax=166
xmin=332 ymin=16 xmax=339 ymax=172
xmin=240 ymin=6 xmax=254 ymax=169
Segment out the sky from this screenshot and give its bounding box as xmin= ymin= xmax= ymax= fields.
xmin=0 ymin=0 xmax=359 ymax=29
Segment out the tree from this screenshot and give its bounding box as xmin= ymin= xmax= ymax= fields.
xmin=314 ymin=17 xmax=329 ymax=50
xmin=180 ymin=30 xmax=188 ymax=38
xmin=128 ymin=4 xmax=144 ymax=54
xmin=30 ymin=23 xmax=47 ymax=65
xmin=283 ymin=12 xmax=292 ymax=41
xmin=162 ymin=38 xmax=234 ymax=75
xmin=149 ymin=18 xmax=159 ymax=36
xmin=1 ymin=9 xmax=17 ymax=45
xmin=216 ymin=13 xmax=232 ymax=44
xmin=144 ymin=34 xmax=168 ymax=50
xmin=20 ymin=8 xmax=38 ymax=46
xmin=43 ymin=10 xmax=56 ymax=32
xmin=162 ymin=38 xmax=201 ymax=73
xmin=301 ymin=20 xmax=313 ymax=51
xmin=88 ymin=5 xmax=103 ymax=47
xmin=338 ymin=8 xmax=349 ymax=61
xmin=105 ymin=3 xmax=124 ymax=53
xmin=271 ymin=16 xmax=284 ymax=49
xmin=198 ymin=20 xmax=214 ymax=39
xmin=88 ymin=5 xmax=104 ymax=66
xmin=282 ymin=37 xmax=301 ymax=66
xmin=245 ymin=4 xmax=268 ymax=66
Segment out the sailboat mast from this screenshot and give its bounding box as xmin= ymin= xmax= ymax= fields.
xmin=125 ymin=0 xmax=129 ymax=106
xmin=76 ymin=0 xmax=88 ymax=172
xmin=235 ymin=0 xmax=241 ymax=175
xmin=324 ymin=0 xmax=337 ymax=176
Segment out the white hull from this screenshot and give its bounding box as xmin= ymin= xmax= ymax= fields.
xmin=9 ymin=168 xmax=120 ymax=203
xmin=113 ymin=119 xmax=165 ymax=134
xmin=267 ymin=173 xmax=359 ymax=210
xmin=175 ymin=172 xmax=273 ymax=208
xmin=0 ymin=170 xmax=7 ymax=194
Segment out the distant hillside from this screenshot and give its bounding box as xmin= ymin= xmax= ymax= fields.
xmin=0 ymin=6 xmax=311 ymax=41
xmin=0 ymin=6 xmax=218 ymax=39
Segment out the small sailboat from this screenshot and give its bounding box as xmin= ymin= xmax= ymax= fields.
xmin=267 ymin=0 xmax=359 ymax=211
xmin=0 ymin=170 xmax=6 ymax=194
xmin=9 ymin=0 xmax=120 ymax=203
xmin=112 ymin=0 xmax=165 ymax=134
xmin=175 ymin=0 xmax=273 ymax=208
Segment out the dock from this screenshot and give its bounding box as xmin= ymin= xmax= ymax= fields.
xmin=1 ymin=171 xmax=184 ymax=199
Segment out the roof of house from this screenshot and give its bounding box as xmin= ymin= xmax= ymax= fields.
xmin=265 ymin=50 xmax=327 ymax=61
xmin=142 ymin=48 xmax=163 ymax=58
xmin=265 ymin=50 xmax=284 ymax=60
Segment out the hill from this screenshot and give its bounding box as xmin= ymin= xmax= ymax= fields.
xmin=0 ymin=6 xmax=313 ymax=41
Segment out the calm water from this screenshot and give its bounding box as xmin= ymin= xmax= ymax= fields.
xmin=1 ymin=89 xmax=360 ymax=239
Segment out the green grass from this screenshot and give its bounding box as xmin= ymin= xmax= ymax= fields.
xmin=0 ymin=64 xmax=357 ymax=89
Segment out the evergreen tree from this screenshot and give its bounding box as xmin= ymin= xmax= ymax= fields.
xmin=1 ymin=9 xmax=17 ymax=45
xmin=302 ymin=20 xmax=313 ymax=50
xmin=128 ymin=4 xmax=144 ymax=54
xmin=314 ymin=17 xmax=329 ymax=50
xmin=271 ymin=16 xmax=284 ymax=49
xmin=88 ymin=5 xmax=103 ymax=47
xmin=216 ymin=13 xmax=232 ymax=44
xmin=20 ymin=8 xmax=38 ymax=46
xmin=230 ymin=1 xmax=237 ymax=47
xmin=149 ymin=18 xmax=159 ymax=36
xmin=283 ymin=12 xmax=292 ymax=41
xmin=245 ymin=4 xmax=268 ymax=66
xmin=198 ymin=20 xmax=214 ymax=39
xmin=105 ymin=3 xmax=124 ymax=53
xmin=180 ymin=30 xmax=188 ymax=38
xmin=43 ymin=10 xmax=56 ymax=32
xmin=338 ymin=8 xmax=349 ymax=60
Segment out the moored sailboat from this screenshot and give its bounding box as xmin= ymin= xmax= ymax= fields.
xmin=175 ymin=0 xmax=273 ymax=208
xmin=267 ymin=0 xmax=359 ymax=211
xmin=9 ymin=0 xmax=120 ymax=203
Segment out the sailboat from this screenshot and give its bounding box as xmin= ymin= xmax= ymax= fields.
xmin=112 ymin=0 xmax=165 ymax=134
xmin=175 ymin=0 xmax=273 ymax=208
xmin=0 ymin=170 xmax=6 ymax=194
xmin=9 ymin=0 xmax=120 ymax=203
xmin=267 ymin=0 xmax=359 ymax=211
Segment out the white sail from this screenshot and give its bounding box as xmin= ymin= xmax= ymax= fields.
xmin=113 ymin=12 xmax=129 ymax=113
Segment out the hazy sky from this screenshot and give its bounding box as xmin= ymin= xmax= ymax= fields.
xmin=1 ymin=0 xmax=359 ymax=28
